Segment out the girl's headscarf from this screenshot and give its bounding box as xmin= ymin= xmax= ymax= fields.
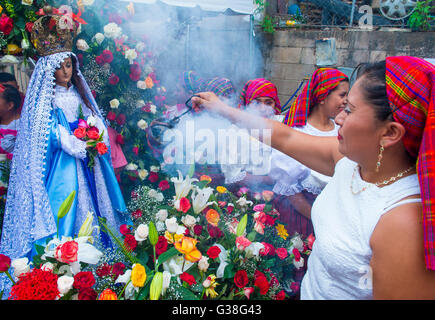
xmin=238 ymin=78 xmax=281 ymax=115
xmin=182 ymin=71 xmax=235 ymax=98
xmin=283 ymin=68 xmax=348 ymax=127
xmin=386 ymin=56 xmax=435 ymax=270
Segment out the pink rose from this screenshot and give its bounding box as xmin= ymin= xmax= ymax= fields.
xmin=253 ymin=204 xmax=265 ymax=212
xmin=235 ymin=236 xmax=252 ymax=251
xmin=55 ymin=241 xmax=79 ymax=264
xmin=244 ymin=287 xmax=254 ymax=299
xmin=306 ymin=233 xmax=315 ymax=250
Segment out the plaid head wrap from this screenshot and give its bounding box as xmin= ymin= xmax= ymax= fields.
xmin=386 ymin=56 xmax=435 ymax=270
xmin=182 ymin=71 xmax=235 ymax=97
xmin=283 ymin=68 xmax=348 ymax=127
xmin=238 ymin=78 xmax=281 ymax=115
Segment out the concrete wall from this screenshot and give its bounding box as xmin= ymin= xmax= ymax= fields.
xmin=261 ymin=29 xmax=435 ymax=107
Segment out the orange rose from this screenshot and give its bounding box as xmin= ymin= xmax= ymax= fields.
xmin=98 ymin=288 xmax=118 ymax=300
xmin=74 ymin=127 xmax=87 ymax=139
xmin=145 ymin=76 xmax=154 ymax=89
xmin=200 ymin=175 xmax=212 ymax=183
xmin=206 ymin=209 xmax=220 ymax=227
xmin=174 ymin=236 xmax=202 ymax=262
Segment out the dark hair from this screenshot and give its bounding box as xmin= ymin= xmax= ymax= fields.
xmin=354 ymin=61 xmax=392 ymax=122
xmin=1 ymin=84 xmax=22 ymax=110
xmin=70 ymin=55 xmax=95 ymax=114
xmin=0 ymin=72 xmax=17 ymax=84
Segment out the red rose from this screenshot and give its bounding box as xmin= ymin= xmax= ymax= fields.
xmin=132 ymin=146 xmax=139 ymax=156
xmin=95 ymin=55 xmax=105 ymax=65
xmin=73 ymin=271 xmax=96 ymax=291
xmin=234 ymin=270 xmax=249 ymax=288
xmin=120 ymin=224 xmax=131 ymax=235
xmin=276 ymin=248 xmax=288 ymax=260
xmin=0 ymin=254 xmax=11 ymax=272
xmin=101 ymin=49 xmax=113 ymax=64
xmin=290 ymin=282 xmax=300 ymax=293
xmin=292 ymin=248 xmax=301 ymax=262
xmin=275 ymin=290 xmax=286 ymax=300
xmin=178 ymin=197 xmax=191 ymax=213
xmin=116 ymin=134 xmax=124 ymax=145
xmin=132 ymin=209 xmax=142 ymax=219
xmin=87 ymin=127 xmax=100 ymax=140
xmin=306 ymin=233 xmax=315 ymax=250
xmin=78 ymin=287 xmax=98 ymax=300
xmin=96 ymin=142 xmax=108 ymax=155
xmin=107 ymin=111 xmax=116 ymax=122
xmin=158 ymin=180 xmax=170 ymax=191
xmin=264 ymin=214 xmax=277 ymax=226
xmin=116 ymin=113 xmax=126 ymax=126
xmin=124 ymin=234 xmax=137 ymax=252
xmin=0 ymin=14 xmax=13 ymax=36
xmin=96 ymin=263 xmax=112 ymax=277
xmin=155 ymin=236 xmax=168 ymax=257
xmin=260 ymin=242 xmax=275 ymax=256
xmin=112 ymin=262 xmax=126 ymax=277
xmin=207 ymin=225 xmax=223 ymax=238
xmin=254 ymin=274 xmax=269 ymax=295
xmin=193 ymin=225 xmax=203 ymax=236
xmin=25 ymin=22 xmax=34 ymax=33
xmin=73 ymin=127 xmax=87 ymax=139
xmin=148 ymin=171 xmax=159 ymax=183
xmin=206 ymin=246 xmax=221 ymax=259
xmin=55 ymin=241 xmax=78 ymax=264
xmin=180 ymin=272 xmax=196 ymax=286
xmin=109 ymin=73 xmax=119 ymax=85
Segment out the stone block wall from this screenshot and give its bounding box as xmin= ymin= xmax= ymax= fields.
xmin=261 ymin=29 xmax=435 ymax=107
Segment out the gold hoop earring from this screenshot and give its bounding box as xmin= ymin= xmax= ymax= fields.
xmin=376 ymin=144 xmax=384 ymax=173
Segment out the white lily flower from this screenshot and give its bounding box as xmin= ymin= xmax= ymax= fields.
xmin=162 ymin=255 xmax=193 ymax=276
xmin=170 ymin=170 xmax=198 ymax=200
xmin=245 ymin=242 xmax=265 ymax=259
xmin=191 ymin=187 xmax=214 ymax=214
xmin=77 ymin=211 xmax=99 ymax=243
xmin=214 ymin=244 xmax=229 ymax=278
xmin=161 ymin=271 xmax=171 ymax=296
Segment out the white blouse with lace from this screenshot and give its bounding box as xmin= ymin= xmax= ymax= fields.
xmin=300 ymin=157 xmax=421 ymax=300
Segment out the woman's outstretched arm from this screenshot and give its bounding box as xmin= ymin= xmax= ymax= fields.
xmin=192 ymin=92 xmax=343 ymax=176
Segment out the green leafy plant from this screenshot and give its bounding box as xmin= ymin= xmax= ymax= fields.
xmin=408 ymin=0 xmax=434 ymax=31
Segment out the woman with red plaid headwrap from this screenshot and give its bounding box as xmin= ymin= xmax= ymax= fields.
xmin=192 ymin=56 xmax=435 ymax=299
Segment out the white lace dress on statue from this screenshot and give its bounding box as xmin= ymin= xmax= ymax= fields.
xmin=272 ymin=121 xmax=339 ymax=196
xmin=300 ymin=157 xmax=421 ymax=300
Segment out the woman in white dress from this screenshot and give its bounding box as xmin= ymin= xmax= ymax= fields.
xmin=191 ymin=56 xmax=435 ymax=299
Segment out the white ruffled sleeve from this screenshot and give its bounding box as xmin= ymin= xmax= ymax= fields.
xmin=58 ymin=124 xmax=88 ymax=159
xmin=299 ymin=170 xmax=332 ymax=195
xmin=269 ymin=149 xmax=311 ymax=196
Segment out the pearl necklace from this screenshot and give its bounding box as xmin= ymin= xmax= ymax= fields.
xmin=350 ymin=165 xmax=415 ymax=195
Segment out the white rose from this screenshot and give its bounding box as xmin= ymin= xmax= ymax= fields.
xmin=137 ymin=80 xmax=147 ymax=90
xmin=137 ymin=119 xmax=148 ymax=130
xmin=126 ymin=163 xmax=138 ymax=171
xmin=293 ymin=256 xmax=305 ymax=270
xmin=150 ymin=104 xmax=157 ymax=114
xmin=21 ymin=38 xmax=30 ymax=50
xmin=150 ymin=165 xmax=160 ymax=173
xmin=109 ymin=98 xmax=120 ymax=109
xmin=136 ymin=99 xmax=145 ymax=108
xmin=11 ymin=258 xmax=31 ymax=278
xmin=57 ymin=275 xmax=74 ymax=295
xmin=22 ymin=0 xmax=33 ymax=5
xmin=41 ymin=262 xmax=54 ymax=272
xmin=198 ymin=256 xmax=209 ymax=272
xmin=82 ymin=0 xmax=95 ymax=5
xmin=125 ymin=48 xmax=138 ymax=64
xmin=290 ymin=235 xmax=305 ymax=252
xmin=134 ymin=224 xmax=149 ymax=242
xmin=156 ymin=209 xmax=168 ymax=222
xmin=76 ymin=39 xmax=89 ymax=51
xmin=155 ymin=192 xmax=164 ymax=202
xmin=86 ymin=115 xmax=97 ymax=127
xmin=138 ymin=169 xmax=148 ymax=180
xmin=135 ymin=41 xmax=145 ymax=52
xmin=165 ymin=217 xmax=178 ymax=234
xmin=94 ymin=32 xmax=105 ymax=45
xmin=103 ymin=23 xmax=122 ymax=39
xmin=181 ymin=214 xmax=196 ymax=228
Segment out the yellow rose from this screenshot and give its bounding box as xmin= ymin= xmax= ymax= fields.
xmin=131 ymin=263 xmax=147 ymax=287
xmin=174 ymin=236 xmax=202 ymax=262
xmin=216 ymin=186 xmax=227 ymax=194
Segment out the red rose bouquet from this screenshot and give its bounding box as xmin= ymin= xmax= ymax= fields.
xmin=72 ymin=105 xmax=108 ymax=168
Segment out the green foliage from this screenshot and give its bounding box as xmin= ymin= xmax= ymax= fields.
xmin=408 ymin=0 xmax=434 ymax=31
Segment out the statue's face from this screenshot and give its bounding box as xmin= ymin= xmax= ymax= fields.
xmin=54 ymin=57 xmax=73 ymax=88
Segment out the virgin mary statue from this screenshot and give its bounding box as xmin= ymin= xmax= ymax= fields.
xmin=0 ymin=7 xmax=127 ymax=283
